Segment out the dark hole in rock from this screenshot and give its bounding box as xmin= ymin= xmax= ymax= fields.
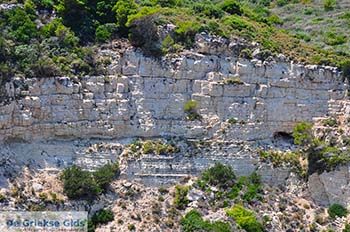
xmin=273 ymin=131 xmax=294 ymax=144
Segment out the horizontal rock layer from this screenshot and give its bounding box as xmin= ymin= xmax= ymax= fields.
xmin=0 ymin=46 xmax=346 ymax=143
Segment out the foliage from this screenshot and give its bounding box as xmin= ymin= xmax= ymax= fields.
xmin=323 ymin=30 xmax=347 ymax=46
xmin=61 ymin=165 xmax=101 ymax=200
xmin=322 ymin=118 xmax=338 ymax=127
xmin=128 ymin=12 xmax=162 ymax=57
xmin=6 ymin=7 xmax=38 ymax=43
xmin=341 ymin=59 xmax=350 ymax=80
xmin=61 ymin=163 xmax=119 ymax=200
xmin=220 ymin=0 xmax=242 ymax=15
xmin=192 ymin=3 xmax=224 ymax=19
xmin=307 ymin=142 xmax=350 ymax=175
xmin=181 ymin=209 xmax=232 ymax=232
xmin=259 ymin=150 xmax=306 ymax=177
xmin=31 ymin=56 xmax=60 ymax=77
xmin=93 ymin=163 xmax=120 ymax=191
xmin=184 ymin=100 xmax=201 ymax=121
xmin=173 ymin=185 xmax=189 ymax=210
xmin=88 ymin=209 xmax=114 ymax=232
xmin=328 ymin=203 xmax=348 ymax=219
xmin=113 ymin=0 xmax=138 ymax=36
xmin=200 ymin=162 xmax=236 ymax=189
xmin=228 ymin=117 xmax=238 ymax=124
xmin=226 ymin=205 xmax=264 ymax=232
xmin=224 ymin=76 xmax=243 ymax=85
xmin=141 ymin=140 xmax=178 ymax=155
xmin=95 ymin=23 xmax=117 ymax=42
xmin=292 ymin=122 xmax=313 ymax=146
xmin=323 ymin=0 xmax=337 ymax=11
xmin=174 ymin=21 xmax=201 ymax=48
xmin=343 ymin=224 xmax=350 ymax=232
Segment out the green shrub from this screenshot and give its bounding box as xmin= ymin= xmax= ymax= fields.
xmin=32 ymin=0 xmax=54 ymax=11
xmin=61 ymin=165 xmax=101 ymax=200
xmin=128 ymin=12 xmax=162 ymax=57
xmin=192 ymin=3 xmax=224 ymax=19
xmin=276 ymin=0 xmax=288 ymax=7
xmin=295 ymin=31 xmax=311 ymax=42
xmin=224 ymin=76 xmax=243 ymax=85
xmin=181 ymin=210 xmax=231 ymax=232
xmin=323 ymin=0 xmax=336 ymax=11
xmin=6 ymin=8 xmax=38 ymax=43
xmin=220 ymin=0 xmax=242 ymax=15
xmin=128 ymin=224 xmax=136 ymax=231
xmin=61 ymin=163 xmax=119 ymax=200
xmin=228 ymin=117 xmax=238 ymax=124
xmin=95 ymin=23 xmax=117 ymax=42
xmin=175 ymin=21 xmax=201 ymax=48
xmin=141 ymin=140 xmax=178 ymax=155
xmin=0 ymin=194 xmax=6 ymax=202
xmin=328 ymin=203 xmax=348 ymax=219
xmin=226 ymin=205 xmax=264 ymax=232
xmin=93 ymin=163 xmax=120 ymax=191
xmin=200 ymin=163 xmax=236 ymax=189
xmin=324 ymin=31 xmax=347 ymax=46
xmin=173 ymin=185 xmax=189 ymax=210
xmin=155 ymin=0 xmax=182 ymax=7
xmin=322 ymin=118 xmax=338 ymax=127
xmin=56 ymin=0 xmax=95 ymax=41
xmin=292 ymin=122 xmax=313 ymax=146
xmin=161 ymin=35 xmax=177 ymax=54
xmin=113 ymin=0 xmax=138 ymax=36
xmin=343 ymin=223 xmax=350 ymax=232
xmin=184 ymin=100 xmax=201 ymax=121
xmin=341 ymin=59 xmax=350 ymax=81
xmin=259 ymin=150 xmax=305 ymax=176
xmin=88 ymin=209 xmax=114 ymax=232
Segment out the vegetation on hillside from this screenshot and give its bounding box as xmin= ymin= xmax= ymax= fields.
xmin=1 ymin=0 xmax=350 ymax=82
xmin=61 ymin=162 xmax=119 ymax=200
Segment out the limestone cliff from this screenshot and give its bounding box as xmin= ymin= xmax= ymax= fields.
xmin=0 ymin=34 xmax=347 ymax=143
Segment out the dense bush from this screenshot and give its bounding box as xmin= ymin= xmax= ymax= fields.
xmin=341 ymin=59 xmax=350 ymax=80
xmin=113 ymin=0 xmax=138 ymax=36
xmin=324 ymin=31 xmax=347 ymax=46
xmin=200 ymin=162 xmax=236 ymax=189
xmin=61 ymin=163 xmax=120 ymax=200
xmin=344 ymin=223 xmax=350 ymax=232
xmin=88 ymin=209 xmax=114 ymax=232
xmin=93 ymin=163 xmax=120 ymax=191
xmin=141 ymin=140 xmax=178 ymax=155
xmin=323 ymin=0 xmax=337 ymax=11
xmin=184 ymin=100 xmax=201 ymax=121
xmin=292 ymin=122 xmax=313 ymax=146
xmin=6 ymin=7 xmax=38 ymax=43
xmin=220 ymin=0 xmax=242 ymax=15
xmin=181 ymin=209 xmax=231 ymax=232
xmin=174 ymin=21 xmax=201 ymax=48
xmin=192 ymin=3 xmax=224 ymax=18
xmin=259 ymin=150 xmax=305 ymax=177
xmin=226 ymin=205 xmax=264 ymax=232
xmin=31 ymin=57 xmax=61 ymax=77
xmin=173 ymin=185 xmax=189 ymax=210
xmin=328 ymin=203 xmax=348 ymax=219
xmin=128 ymin=12 xmax=162 ymax=57
xmin=95 ymin=23 xmax=117 ymax=42
xmin=61 ymin=165 xmax=101 ymax=200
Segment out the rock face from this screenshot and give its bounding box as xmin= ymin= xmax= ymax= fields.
xmin=0 ymin=37 xmax=346 ymax=143
xmin=0 ymin=35 xmax=349 ymax=207
xmin=309 ymin=166 xmax=350 ymax=206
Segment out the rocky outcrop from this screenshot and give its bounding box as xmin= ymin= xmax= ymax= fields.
xmin=0 ymin=35 xmax=346 ymax=143
xmin=308 ymin=166 xmax=350 ymax=206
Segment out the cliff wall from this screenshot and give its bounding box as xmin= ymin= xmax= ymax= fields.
xmin=0 ymin=36 xmax=346 ymax=143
